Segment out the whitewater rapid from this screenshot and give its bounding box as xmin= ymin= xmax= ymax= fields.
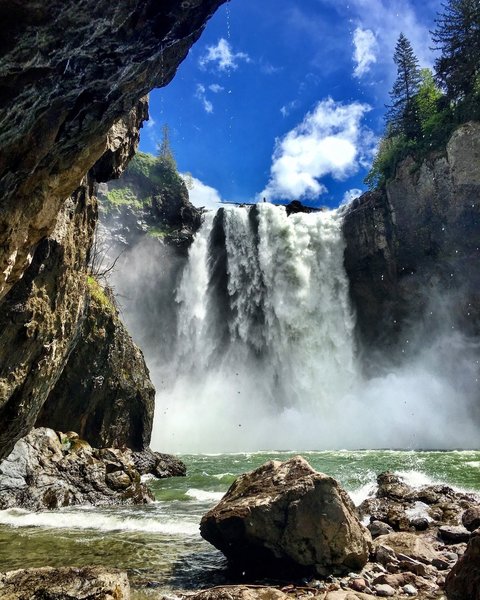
xmin=143 ymin=203 xmax=480 ymax=453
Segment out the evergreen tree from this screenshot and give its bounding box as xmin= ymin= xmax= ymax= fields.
xmin=385 ymin=33 xmax=422 ymax=136
xmin=432 ymin=0 xmax=480 ymax=100
xmin=157 ymin=123 xmax=176 ymax=169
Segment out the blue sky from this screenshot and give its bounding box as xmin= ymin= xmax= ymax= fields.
xmin=139 ymin=0 xmax=442 ymax=209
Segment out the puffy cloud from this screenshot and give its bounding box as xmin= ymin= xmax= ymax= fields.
xmin=195 ymin=84 xmax=213 ymax=114
xmin=199 ymin=38 xmax=250 ymax=72
xmin=182 ymin=175 xmax=224 ymax=211
xmin=353 ymin=27 xmax=378 ymax=77
xmin=259 ymin=98 xmax=374 ymax=201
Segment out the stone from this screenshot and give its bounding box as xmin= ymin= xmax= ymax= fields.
xmin=376 ymin=472 xmax=412 ymax=501
xmin=374 ymin=533 xmax=437 ymax=564
xmin=438 ymin=525 xmax=471 ymax=544
xmin=372 ymin=573 xmax=416 ymax=588
xmin=432 ymin=557 xmax=450 ymax=570
xmin=368 ymin=521 xmax=394 ymax=538
xmin=403 ymin=584 xmax=418 ymax=596
xmin=131 ymin=448 xmax=187 ymax=479
xmin=462 ymin=506 xmax=480 ymax=532
xmin=0 ymin=428 xmax=152 ymax=510
xmin=200 ymin=456 xmax=372 ymax=577
xmin=445 ymin=534 xmax=480 ymax=599
xmin=375 ymin=545 xmax=398 ymax=566
xmin=373 ymin=583 xmax=395 ymax=597
xmin=0 ymin=566 xmax=129 ymax=599
xmin=410 ymin=518 xmax=429 ymax=531
xmin=187 ymin=587 xmax=290 ymax=600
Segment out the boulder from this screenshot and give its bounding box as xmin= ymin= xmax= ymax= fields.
xmin=373 ymin=533 xmax=437 ymax=564
xmin=200 ymin=456 xmax=372 ymax=577
xmin=368 ymin=521 xmax=394 ymax=538
xmin=445 ymin=533 xmax=480 ymax=600
xmin=462 ymin=505 xmax=480 ymax=531
xmin=131 ymin=448 xmax=186 ymax=478
xmin=0 ymin=566 xmax=129 ymax=599
xmin=0 ymin=428 xmax=152 ymax=510
xmin=376 ymin=472 xmax=412 ymax=501
xmin=438 ymin=525 xmax=471 ymax=544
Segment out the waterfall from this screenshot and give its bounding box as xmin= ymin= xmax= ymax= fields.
xmin=153 ymin=204 xmax=361 ymax=452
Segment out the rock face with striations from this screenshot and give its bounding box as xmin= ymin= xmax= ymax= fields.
xmin=36 ymin=277 xmax=155 ymax=451
xmin=200 ymin=456 xmax=371 ymax=577
xmin=343 ymin=121 xmax=480 ymax=349
xmin=0 ymin=0 xmax=226 ymax=461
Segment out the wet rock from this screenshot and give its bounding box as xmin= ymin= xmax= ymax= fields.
xmin=368 ymin=521 xmax=394 ymax=538
xmin=377 ymin=472 xmax=412 ymax=501
xmin=372 ymin=572 xmax=416 ymax=588
xmin=0 ymin=428 xmax=152 ymax=510
xmin=410 ymin=517 xmax=429 ymax=531
xmin=438 ymin=525 xmax=471 ymax=544
xmin=375 ymin=545 xmax=398 ymax=566
xmin=462 ymin=505 xmax=480 ymax=531
xmin=200 ymin=456 xmax=372 ymax=577
xmin=285 ymin=200 xmax=314 ymax=216
xmin=0 ymin=566 xmax=129 ymax=599
xmin=131 ymin=448 xmax=187 ymax=478
xmin=374 ymin=533 xmax=437 ymax=564
xmin=445 ymin=533 xmax=480 ymax=599
xmin=431 ymin=557 xmax=450 ymax=570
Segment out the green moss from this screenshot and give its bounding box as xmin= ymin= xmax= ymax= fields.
xmin=147 ymin=225 xmax=174 ymax=239
xmin=86 ymin=276 xmax=115 ymax=314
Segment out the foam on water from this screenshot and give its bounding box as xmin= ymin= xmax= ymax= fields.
xmin=186 ymin=488 xmax=225 ymax=502
xmin=0 ymin=508 xmax=198 ymax=535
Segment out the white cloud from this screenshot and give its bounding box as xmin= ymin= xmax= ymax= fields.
xmin=195 ymin=84 xmax=213 ymax=114
xmin=209 ymin=84 xmax=224 ymax=93
xmin=280 ymin=100 xmax=299 ymax=118
xmin=353 ymin=27 xmax=378 ymax=77
xmin=182 ymin=175 xmax=224 ymax=211
xmin=199 ymin=38 xmax=250 ymax=72
xmin=259 ymin=98 xmax=375 ymax=201
xmin=145 ymin=117 xmax=156 ymax=129
xmin=341 ymin=188 xmax=363 ymax=206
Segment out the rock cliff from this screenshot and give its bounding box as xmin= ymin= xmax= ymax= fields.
xmin=0 ymin=0 xmax=226 ymax=460
xmin=343 ymin=121 xmax=480 ymax=351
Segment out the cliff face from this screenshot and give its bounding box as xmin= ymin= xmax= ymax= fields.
xmin=0 ymin=0 xmax=226 ymax=460
xmin=344 ymin=122 xmax=480 ymax=350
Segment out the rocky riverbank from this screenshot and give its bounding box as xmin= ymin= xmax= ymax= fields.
xmin=0 ymin=427 xmax=185 ymax=510
xmin=197 ymin=457 xmax=480 ymax=600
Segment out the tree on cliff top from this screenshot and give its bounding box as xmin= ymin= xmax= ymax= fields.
xmin=157 ymin=123 xmax=177 ymax=169
xmin=432 ymin=0 xmax=480 ymax=100
xmin=385 ymin=33 xmax=422 ymax=137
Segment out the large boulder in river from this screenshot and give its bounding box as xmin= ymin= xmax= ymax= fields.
xmin=200 ymin=456 xmax=371 ymax=577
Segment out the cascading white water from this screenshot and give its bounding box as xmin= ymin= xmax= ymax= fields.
xmin=153 ymin=204 xmax=362 ymax=452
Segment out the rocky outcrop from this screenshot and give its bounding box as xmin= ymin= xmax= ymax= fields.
xmin=0 ymin=0 xmax=225 ymax=299
xmin=131 ymin=447 xmax=187 ymax=478
xmin=36 ymin=278 xmax=155 ymax=451
xmin=0 ymin=566 xmax=130 ymax=600
xmin=0 ymin=428 xmax=153 ymax=510
xmin=445 ymin=531 xmax=480 ymax=600
xmin=200 ymin=456 xmax=371 ymax=577
xmin=343 ymin=121 xmax=480 ymax=349
xmin=0 ymin=0 xmax=226 ymax=461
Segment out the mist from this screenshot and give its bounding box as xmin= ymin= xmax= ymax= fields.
xmin=109 ymin=204 xmax=480 ymax=454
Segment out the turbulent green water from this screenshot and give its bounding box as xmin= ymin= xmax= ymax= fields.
xmin=0 ymin=451 xmax=479 ymax=598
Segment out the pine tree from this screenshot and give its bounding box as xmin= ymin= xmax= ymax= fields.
xmin=385 ymin=33 xmax=422 ymax=136
xmin=431 ymin=0 xmax=480 ymax=101
xmin=157 ymin=123 xmax=176 ymax=169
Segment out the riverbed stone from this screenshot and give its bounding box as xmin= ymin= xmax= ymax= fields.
xmin=187 ymin=587 xmax=290 ymax=600
xmin=0 ymin=566 xmax=129 ymax=599
xmin=200 ymin=456 xmax=372 ymax=577
xmin=461 ymin=506 xmax=480 ymax=531
xmin=368 ymin=521 xmax=394 ymax=538
xmin=438 ymin=525 xmax=471 ymax=544
xmin=373 ymin=533 xmax=437 ymax=564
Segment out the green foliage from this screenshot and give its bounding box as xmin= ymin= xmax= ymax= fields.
xmin=365 ymin=135 xmax=415 ymax=189
xmin=147 ymin=225 xmax=175 ymax=240
xmin=106 ymin=187 xmax=144 ymax=210
xmin=385 ymin=34 xmax=422 ymax=135
xmin=157 ymin=124 xmax=177 ymax=170
xmin=432 ymin=0 xmax=480 ymax=101
xmin=86 ymin=275 xmax=115 ymax=314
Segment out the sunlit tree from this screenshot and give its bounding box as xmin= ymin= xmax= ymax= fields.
xmin=432 ymin=0 xmax=480 ymax=100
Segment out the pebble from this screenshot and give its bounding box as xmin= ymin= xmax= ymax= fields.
xmin=374 ymin=583 xmax=396 ymax=597
xmin=403 ymin=584 xmax=418 ymax=596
